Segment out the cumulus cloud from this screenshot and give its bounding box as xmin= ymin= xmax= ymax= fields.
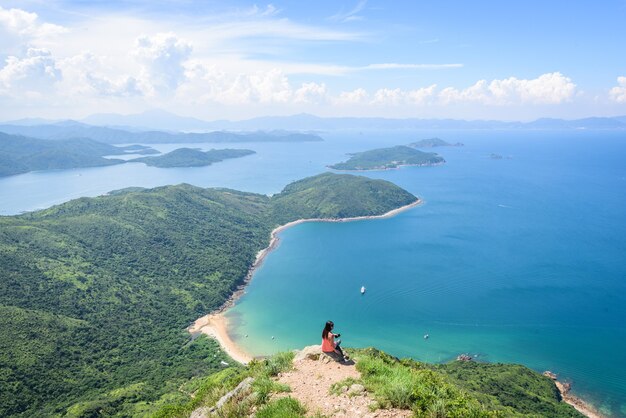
xmin=336 ymin=88 xmax=369 ymax=104
xmin=439 ymin=72 xmax=576 ymax=105
xmin=0 ymin=6 xmax=66 ymax=53
xmin=59 ymin=53 xmax=143 ymax=97
xmin=294 ymin=82 xmax=327 ymax=103
xmin=609 ymin=76 xmax=626 ymax=103
xmin=370 ymin=85 xmax=437 ymax=106
xmin=134 ymin=32 xmax=193 ymax=93
xmin=0 ymin=6 xmax=66 ymax=38
xmin=0 ymin=48 xmax=62 ymax=96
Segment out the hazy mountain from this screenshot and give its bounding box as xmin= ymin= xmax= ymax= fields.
xmin=0 ymin=123 xmax=324 ymax=144
xmin=72 ymin=110 xmax=626 ymax=131
xmin=82 ymin=109 xmax=215 ymax=131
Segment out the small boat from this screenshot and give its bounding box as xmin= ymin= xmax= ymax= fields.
xmin=424 ymin=334 xmax=429 ymax=340
xmin=360 ymin=286 xmax=366 ymax=294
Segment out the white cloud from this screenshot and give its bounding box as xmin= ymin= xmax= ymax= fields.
xmin=609 ymin=76 xmax=626 ymax=103
xmin=0 ymin=6 xmax=66 ymax=53
xmin=329 ymin=0 xmax=368 ymax=22
xmin=0 ymin=48 xmax=62 ymax=96
xmin=439 ymin=72 xmax=576 ymax=105
xmin=294 ymin=82 xmax=327 ymax=103
xmin=336 ymin=88 xmax=369 ymax=104
xmin=134 ymin=32 xmax=193 ymax=93
xmin=59 ymin=52 xmax=144 ymax=97
xmin=360 ymin=63 xmax=462 ymax=70
xmin=0 ymin=6 xmax=66 ymax=38
xmin=180 ymin=67 xmax=293 ymax=105
xmin=371 ymin=85 xmax=437 ymax=106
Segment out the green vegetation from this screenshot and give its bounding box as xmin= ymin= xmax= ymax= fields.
xmin=0 ymin=173 xmax=416 ymax=417
xmin=131 ymin=147 xmax=255 ymax=168
xmin=151 ymin=352 xmax=295 ymax=418
xmin=0 ymin=133 xmax=126 ymax=176
xmin=256 ymin=397 xmax=307 ymax=418
xmin=270 ymin=172 xmax=418 ymax=224
xmin=408 ymin=138 xmax=463 ymax=148
xmin=338 ymin=348 xmax=583 ymax=417
xmin=0 ymin=133 xmax=159 ymax=177
xmin=154 ymin=348 xmax=582 ymax=418
xmin=329 ymin=145 xmax=445 ymax=171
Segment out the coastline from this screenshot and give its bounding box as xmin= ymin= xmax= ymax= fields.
xmin=187 ymin=197 xmax=605 ymax=416
xmin=555 ymin=380 xmax=605 ymax=418
xmin=188 ymin=313 xmax=254 ymax=364
xmin=188 ymin=198 xmax=421 ymax=363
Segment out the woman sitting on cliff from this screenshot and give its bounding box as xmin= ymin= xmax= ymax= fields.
xmin=321 ymin=320 xmax=349 ymax=362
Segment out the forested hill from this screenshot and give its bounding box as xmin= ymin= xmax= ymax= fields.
xmin=131 ymin=147 xmax=255 ymax=168
xmin=329 ymin=145 xmax=445 ymax=171
xmin=0 ymin=133 xmax=126 ymax=176
xmin=0 ymin=173 xmax=417 ymax=417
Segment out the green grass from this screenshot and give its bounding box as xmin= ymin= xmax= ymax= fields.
xmin=256 ymin=397 xmax=307 ymax=418
xmin=348 ymin=348 xmax=583 ymax=418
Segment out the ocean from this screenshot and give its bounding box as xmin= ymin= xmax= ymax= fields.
xmin=1 ymin=130 xmax=624 ymax=416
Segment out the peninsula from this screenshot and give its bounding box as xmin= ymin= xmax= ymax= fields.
xmin=0 ymin=173 xmax=416 ymax=417
xmin=329 ymin=145 xmax=445 ymax=171
xmin=130 ymin=147 xmax=255 ymax=168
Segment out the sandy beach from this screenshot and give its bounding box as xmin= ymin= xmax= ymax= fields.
xmin=187 ymin=198 xmax=421 ymax=363
xmin=188 ymin=313 xmax=253 ymax=364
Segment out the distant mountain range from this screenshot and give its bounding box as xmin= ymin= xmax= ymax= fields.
xmin=0 ymin=120 xmax=323 ymax=144
xmin=2 ymin=110 xmax=626 ymax=136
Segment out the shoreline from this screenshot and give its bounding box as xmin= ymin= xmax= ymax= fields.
xmin=187 ymin=198 xmax=421 ymax=363
xmin=554 ymin=380 xmax=605 ymax=418
xmin=188 ymin=313 xmax=254 ymax=364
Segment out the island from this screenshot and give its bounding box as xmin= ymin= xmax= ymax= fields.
xmin=408 ymin=137 xmax=464 ymax=148
xmin=116 ymin=144 xmax=160 ymax=155
xmin=0 ymin=133 xmax=127 ymax=176
xmin=130 ymin=147 xmax=255 ymax=168
xmin=329 ymin=145 xmax=445 ymax=171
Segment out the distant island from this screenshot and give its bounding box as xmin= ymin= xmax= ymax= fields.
xmin=409 ymin=137 xmax=464 ymax=148
xmin=130 ymin=147 xmax=255 ymax=168
xmin=0 ymin=133 xmax=252 ymax=176
xmin=329 ymin=145 xmax=445 ymax=171
xmin=0 ymin=133 xmax=128 ymax=177
xmin=0 ymin=122 xmax=324 ymax=144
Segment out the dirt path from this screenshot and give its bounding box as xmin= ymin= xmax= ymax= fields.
xmin=276 ymin=352 xmax=411 ymax=417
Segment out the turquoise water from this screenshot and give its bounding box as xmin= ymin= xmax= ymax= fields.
xmin=1 ymin=130 xmax=625 ymax=416
xmin=225 ymin=132 xmax=626 ymax=417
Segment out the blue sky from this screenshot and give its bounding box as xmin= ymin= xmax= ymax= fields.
xmin=1 ymin=0 xmax=625 ymax=120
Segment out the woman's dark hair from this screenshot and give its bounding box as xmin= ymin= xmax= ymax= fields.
xmin=322 ymin=321 xmax=334 ymax=339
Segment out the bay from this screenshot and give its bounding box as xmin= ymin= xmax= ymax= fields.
xmin=1 ymin=130 xmax=625 ymax=416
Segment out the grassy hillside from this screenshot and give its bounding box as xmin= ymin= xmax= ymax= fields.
xmin=0 ymin=133 xmax=129 ymax=176
xmin=150 ymin=349 xmax=583 ymax=418
xmin=330 ymin=145 xmax=445 ymax=171
xmin=131 ymin=148 xmax=255 ymax=167
xmin=353 ymin=348 xmax=582 ymax=417
xmin=0 ymin=173 xmax=417 ymax=417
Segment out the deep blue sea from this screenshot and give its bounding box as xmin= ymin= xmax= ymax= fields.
xmin=1 ymin=130 xmax=625 ymax=416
